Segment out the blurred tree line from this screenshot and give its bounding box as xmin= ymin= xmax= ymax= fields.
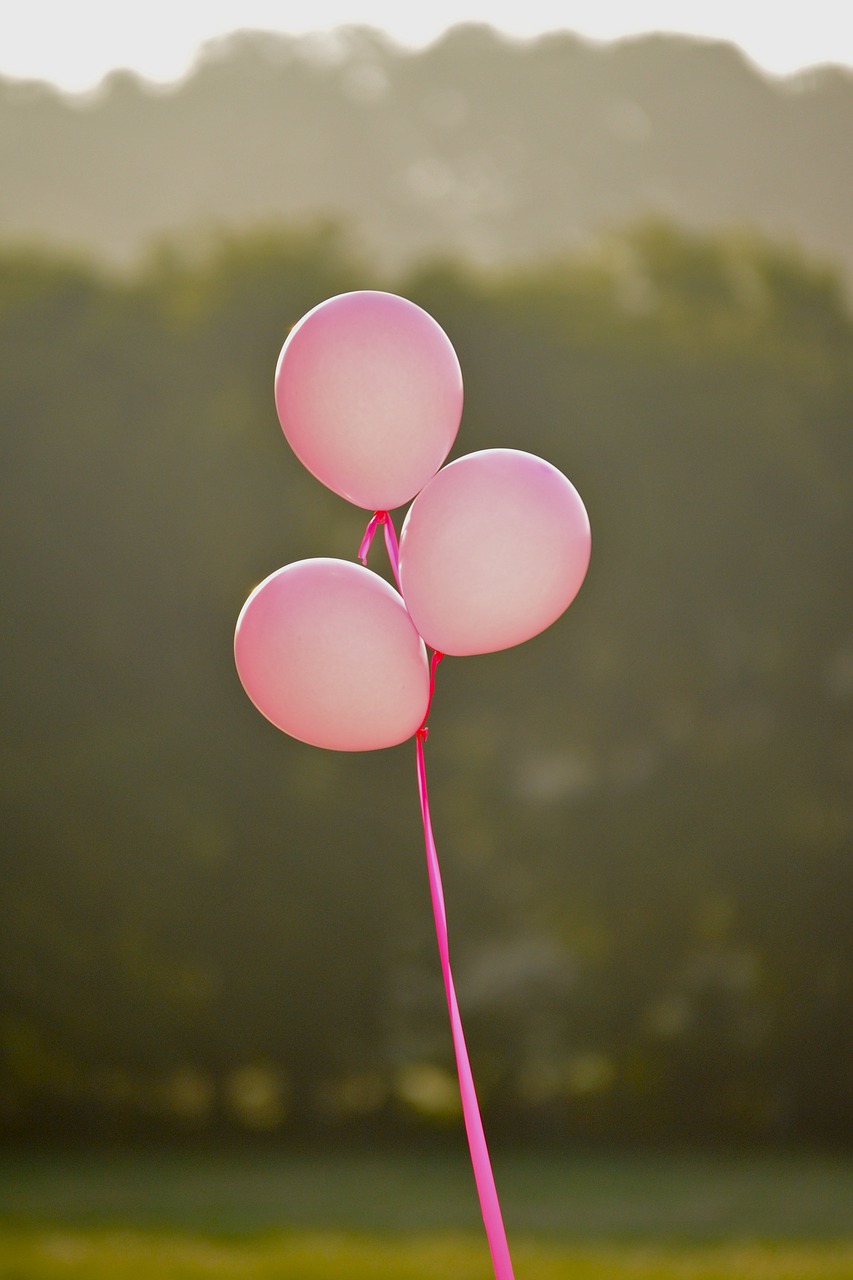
xmin=0 ymin=220 xmax=850 ymax=1148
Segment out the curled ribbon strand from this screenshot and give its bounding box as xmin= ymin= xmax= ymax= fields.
xmin=415 ymin=712 xmax=516 ymax=1280
xmin=358 ymin=521 xmax=515 ymax=1279
xmin=358 ymin=511 xmax=401 ymax=591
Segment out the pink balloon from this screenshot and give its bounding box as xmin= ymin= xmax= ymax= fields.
xmin=234 ymin=558 xmax=430 ymax=751
xmin=274 ymin=291 xmax=463 ymax=511
xmin=398 ymin=449 xmax=591 ymax=657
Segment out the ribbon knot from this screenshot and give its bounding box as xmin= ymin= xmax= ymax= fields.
xmin=357 ymin=510 xmax=388 ymax=565
xmin=359 ymin=510 xmax=401 ymax=589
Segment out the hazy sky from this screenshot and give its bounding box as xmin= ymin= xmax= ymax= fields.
xmin=2 ymin=1 xmax=851 ymax=92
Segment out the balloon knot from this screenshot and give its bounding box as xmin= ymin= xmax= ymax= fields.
xmin=358 ymin=511 xmax=389 ymax=565
xmin=416 ymin=652 xmax=444 ymax=741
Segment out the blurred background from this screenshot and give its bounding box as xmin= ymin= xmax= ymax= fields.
xmin=1 ymin=3 xmax=851 ymax=1164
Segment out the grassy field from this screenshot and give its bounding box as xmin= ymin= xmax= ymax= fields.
xmin=1 ymin=1231 xmax=852 ymax=1280
xmin=1 ymin=1148 xmax=851 ymax=1279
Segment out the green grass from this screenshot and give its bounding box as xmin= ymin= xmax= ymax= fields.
xmin=0 ymin=1231 xmax=852 ymax=1280
xmin=2 ymin=1149 xmax=851 ymax=1239
xmin=1 ymin=1149 xmax=851 ymax=1278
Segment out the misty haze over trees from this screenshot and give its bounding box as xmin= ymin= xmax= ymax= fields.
xmin=2 ymin=24 xmax=853 ymax=285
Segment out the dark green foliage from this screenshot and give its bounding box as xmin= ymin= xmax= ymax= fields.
xmin=0 ymin=222 xmax=850 ymax=1146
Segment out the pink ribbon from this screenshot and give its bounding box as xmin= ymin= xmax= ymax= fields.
xmin=360 ymin=512 xmax=516 ymax=1280
xmin=358 ymin=510 xmax=401 ymax=590
xmin=416 ymin=700 xmax=515 ymax=1279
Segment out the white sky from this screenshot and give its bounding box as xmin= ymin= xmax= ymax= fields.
xmin=1 ymin=1 xmax=851 ymax=93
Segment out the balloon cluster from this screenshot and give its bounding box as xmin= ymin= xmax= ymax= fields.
xmin=234 ymin=291 xmax=590 ymax=1280
xmin=234 ymin=290 xmax=591 ymax=749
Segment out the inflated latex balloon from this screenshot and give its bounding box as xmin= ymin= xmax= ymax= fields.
xmin=234 ymin=559 xmax=430 ymax=751
xmin=398 ymin=449 xmax=591 ymax=657
xmin=275 ymin=291 xmax=463 ymax=510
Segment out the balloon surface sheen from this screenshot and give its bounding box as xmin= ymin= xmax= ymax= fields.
xmin=275 ymin=291 xmax=463 ymax=510
xmin=398 ymin=449 xmax=591 ymax=656
xmin=234 ymin=559 xmax=430 ymax=751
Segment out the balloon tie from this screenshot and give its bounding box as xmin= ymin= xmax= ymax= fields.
xmin=359 ymin=511 xmax=402 ymax=591
xmin=415 ymin=713 xmax=515 ymax=1280
xmin=417 ymin=648 xmax=444 ymax=736
xmin=358 ymin=511 xmax=386 ymax=564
